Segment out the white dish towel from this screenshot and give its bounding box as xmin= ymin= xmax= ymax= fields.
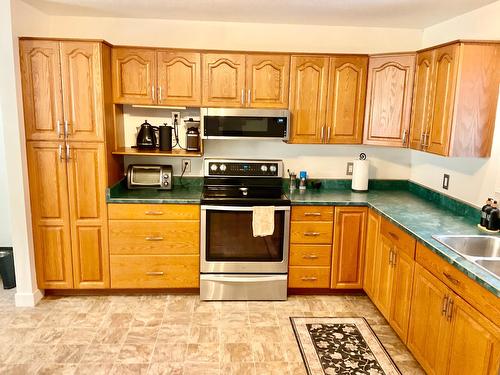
xmin=252 ymin=206 xmax=275 ymax=237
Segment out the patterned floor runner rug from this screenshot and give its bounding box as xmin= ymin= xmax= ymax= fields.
xmin=291 ymin=317 xmax=401 ymax=375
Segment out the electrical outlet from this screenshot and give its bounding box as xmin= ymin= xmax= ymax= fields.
xmin=442 ymin=174 xmax=450 ymax=190
xmin=346 ymin=162 xmax=354 ymax=176
xmin=171 ymin=111 xmax=181 ymax=125
xmin=182 ymin=159 xmax=191 ymax=173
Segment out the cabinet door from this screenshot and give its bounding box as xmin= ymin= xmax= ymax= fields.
xmin=446 ymin=296 xmax=500 ymax=375
xmin=331 ymin=207 xmax=367 ymax=289
xmin=157 ymin=51 xmax=201 ymax=107
xmin=289 ymin=56 xmax=329 ymax=143
xmin=363 ymin=210 xmax=380 ymax=299
xmin=27 ymin=142 xmax=73 ymax=289
xmin=60 ymin=42 xmax=104 ymax=142
xmin=363 ymin=54 xmax=415 ymax=147
xmin=20 ymin=40 xmax=64 ymax=141
xmin=389 ymin=250 xmax=414 ymax=342
xmin=202 ymin=53 xmax=246 ymax=107
xmin=66 ymin=142 xmax=109 ymax=288
xmin=426 ymin=44 xmax=459 ymax=156
xmin=112 ymin=48 xmax=157 ymax=104
xmin=407 ymin=264 xmax=451 ymax=375
xmin=375 ymin=234 xmax=395 ymax=319
xmin=409 ymin=50 xmax=434 ymax=150
xmin=326 ymin=56 xmax=367 ymax=144
xmin=246 ymin=54 xmax=290 ymax=108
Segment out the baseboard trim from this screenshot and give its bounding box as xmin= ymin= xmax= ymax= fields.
xmin=15 ymin=288 xmax=44 ymax=307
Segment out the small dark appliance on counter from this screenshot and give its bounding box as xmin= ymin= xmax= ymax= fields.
xmin=136 ymin=120 xmax=158 ymax=149
xmin=159 ymin=124 xmax=173 ymax=151
xmin=127 ymin=164 xmax=173 ymax=190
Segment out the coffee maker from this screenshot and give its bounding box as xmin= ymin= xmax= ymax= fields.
xmin=185 ymin=119 xmax=200 ymax=151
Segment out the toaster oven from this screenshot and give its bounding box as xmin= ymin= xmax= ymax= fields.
xmin=127 ymin=165 xmax=173 ymax=190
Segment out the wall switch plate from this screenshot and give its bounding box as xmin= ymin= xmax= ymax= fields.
xmin=442 ymin=174 xmax=450 ymax=190
xmin=182 ymin=159 xmax=191 ymax=173
xmin=346 ymin=162 xmax=354 ymax=176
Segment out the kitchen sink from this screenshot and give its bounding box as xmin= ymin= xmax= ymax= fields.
xmin=432 ymin=235 xmax=500 ymax=278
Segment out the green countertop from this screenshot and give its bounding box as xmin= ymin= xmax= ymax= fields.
xmin=106 ymin=179 xmax=499 ymax=296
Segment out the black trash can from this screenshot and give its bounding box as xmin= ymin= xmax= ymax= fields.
xmin=0 ymin=248 xmax=16 ymax=289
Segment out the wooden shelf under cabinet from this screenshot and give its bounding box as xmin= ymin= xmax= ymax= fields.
xmin=111 ymin=147 xmax=203 ymax=157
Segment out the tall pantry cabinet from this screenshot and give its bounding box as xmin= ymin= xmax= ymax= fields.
xmin=20 ymin=39 xmax=118 ymax=289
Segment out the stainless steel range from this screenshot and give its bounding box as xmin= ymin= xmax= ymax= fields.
xmin=200 ymin=159 xmax=290 ymax=301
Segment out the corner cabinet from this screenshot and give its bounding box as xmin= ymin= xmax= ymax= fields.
xmin=20 ymin=39 xmax=114 ymax=289
xmin=409 ymin=42 xmax=500 ymax=157
xmin=363 ymin=53 xmax=415 ymax=147
xmin=289 ymin=55 xmax=367 ymax=144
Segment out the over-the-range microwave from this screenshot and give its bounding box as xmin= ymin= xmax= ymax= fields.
xmin=200 ymin=108 xmax=289 ymax=140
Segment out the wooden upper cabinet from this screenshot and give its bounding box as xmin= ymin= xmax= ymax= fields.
xmin=202 ymin=53 xmax=246 ymax=107
xmin=326 ymin=56 xmax=367 ymax=144
xmin=60 ymin=42 xmax=104 ymax=142
xmin=289 ymin=56 xmax=329 ymax=143
xmin=66 ymin=142 xmax=109 ymax=288
xmin=157 ymin=51 xmax=201 ymax=106
xmin=364 ymin=54 xmax=415 ymax=147
xmin=27 ymin=142 xmax=73 ymax=289
xmin=112 ymin=48 xmax=157 ymax=104
xmin=245 ymin=54 xmax=290 ymax=108
xmin=426 ymin=44 xmax=459 ymax=156
xmin=331 ymin=207 xmax=367 ymax=289
xmin=20 ymin=40 xmax=64 ymax=141
xmin=409 ymin=50 xmax=434 ymax=150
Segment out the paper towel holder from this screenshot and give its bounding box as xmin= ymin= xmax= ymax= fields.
xmin=351 ymin=153 xmax=369 ymax=193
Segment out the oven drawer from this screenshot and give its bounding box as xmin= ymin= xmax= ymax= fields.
xmin=289 ymin=266 xmax=330 ymax=288
xmin=110 ymin=255 xmax=199 ymax=288
xmin=290 ymin=222 xmax=333 ymax=244
xmin=289 ymin=244 xmax=332 ymax=266
xmin=291 ymin=206 xmax=334 ymax=222
xmin=109 ymin=221 xmax=199 ymax=255
xmin=108 ymin=204 xmax=199 ymax=220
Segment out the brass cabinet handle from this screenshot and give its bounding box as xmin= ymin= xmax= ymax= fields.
xmin=241 ymin=89 xmax=245 ymax=105
xmin=146 ymin=271 xmax=164 ymax=276
xmin=301 ymin=277 xmax=317 ymax=281
xmin=145 ymin=236 xmax=164 ymax=241
xmin=304 ymin=212 xmax=321 ymax=216
xmin=423 ymin=133 xmax=430 ymax=148
xmin=443 ymin=272 xmax=460 ymax=286
xmin=302 ymin=254 xmax=319 ymax=259
xmin=402 ymin=129 xmax=408 ymax=146
xmin=144 ymin=211 xmax=164 ymax=215
xmin=66 ymin=144 xmax=71 ymax=161
xmin=392 ymin=251 xmax=397 ymax=267
xmin=303 ymin=232 xmax=320 ymax=236
xmin=159 ymin=86 xmax=162 ymax=101
xmin=152 ymin=85 xmax=155 ymax=101
xmin=441 ymin=295 xmax=449 ymax=315
xmin=58 ymin=144 xmax=63 ymax=161
xmin=64 ymin=120 xmax=69 ymax=138
xmin=57 ymin=120 xmax=62 ymax=138
xmin=446 ymin=298 xmax=454 ymax=321
xmin=320 ymin=126 xmax=325 ymax=143
xmin=327 ymin=127 xmax=331 ymax=142
xmin=389 ymin=249 xmax=394 ymax=265
xmin=247 ymin=89 xmax=251 ymax=105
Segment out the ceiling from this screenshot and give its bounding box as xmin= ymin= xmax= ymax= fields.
xmin=22 ymin=0 xmax=496 ymax=28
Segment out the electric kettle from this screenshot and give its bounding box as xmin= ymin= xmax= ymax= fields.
xmin=136 ymin=120 xmax=158 ymax=149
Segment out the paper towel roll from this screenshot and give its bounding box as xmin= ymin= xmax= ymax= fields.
xmin=352 ymin=159 xmax=369 ymax=192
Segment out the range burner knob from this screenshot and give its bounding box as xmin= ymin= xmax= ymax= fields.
xmin=260 ymin=165 xmax=268 ymax=172
xmin=269 ymin=165 xmax=277 ymax=173
xmin=219 ymin=164 xmax=227 ymax=172
xmin=210 ymin=164 xmax=218 ymax=171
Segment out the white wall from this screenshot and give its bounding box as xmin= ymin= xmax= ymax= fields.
xmin=410 ymin=1 xmax=500 ymax=207
xmin=0 ymin=106 xmax=12 ymax=246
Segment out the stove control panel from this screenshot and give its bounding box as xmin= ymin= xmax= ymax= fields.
xmin=205 ymin=160 xmax=282 ymax=177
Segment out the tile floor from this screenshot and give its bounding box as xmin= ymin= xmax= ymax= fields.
xmin=0 ymin=287 xmax=424 ymax=374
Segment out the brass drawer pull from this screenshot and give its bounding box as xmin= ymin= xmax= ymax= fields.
xmin=388 ymin=231 xmax=399 ymax=241
xmin=441 ymin=295 xmax=449 ymax=315
xmin=304 ymin=232 xmax=320 ymax=236
xmin=303 ymin=254 xmax=319 ymax=259
xmin=146 ymin=271 xmax=164 ymax=276
xmin=443 ymin=272 xmax=460 ymax=286
xmin=145 ymin=236 xmax=164 ymax=241
xmin=301 ymin=277 xmax=317 ymax=281
xmin=304 ymin=212 xmax=321 ymax=216
xmin=144 ymin=211 xmax=164 ymax=215
xmin=446 ymin=298 xmax=454 ymax=321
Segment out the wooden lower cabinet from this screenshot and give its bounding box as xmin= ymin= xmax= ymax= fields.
xmin=363 ymin=209 xmax=380 ymax=299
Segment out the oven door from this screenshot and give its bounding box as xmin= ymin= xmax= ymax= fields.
xmin=200 ymin=205 xmax=290 ymax=273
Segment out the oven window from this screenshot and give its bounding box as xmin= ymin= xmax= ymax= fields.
xmin=205 ymin=210 xmax=284 ymax=262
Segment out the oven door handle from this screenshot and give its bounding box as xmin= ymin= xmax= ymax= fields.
xmin=201 ymin=205 xmax=290 ymax=211
xmin=201 ymin=275 xmax=286 ymax=283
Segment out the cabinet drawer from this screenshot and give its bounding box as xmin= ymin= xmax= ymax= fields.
xmin=109 ymin=221 xmax=199 ymax=255
xmin=292 ymin=206 xmax=334 ymax=221
xmin=380 ymin=219 xmax=415 ymax=258
xmin=290 ymin=244 xmax=332 ymax=266
xmin=416 ymin=243 xmax=500 ymax=326
xmin=108 ymin=204 xmax=199 ymax=220
xmin=290 ymin=222 xmax=333 ymax=244
xmin=110 ymin=255 xmax=199 ymax=288
xmin=289 ymin=266 xmax=330 ymax=288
